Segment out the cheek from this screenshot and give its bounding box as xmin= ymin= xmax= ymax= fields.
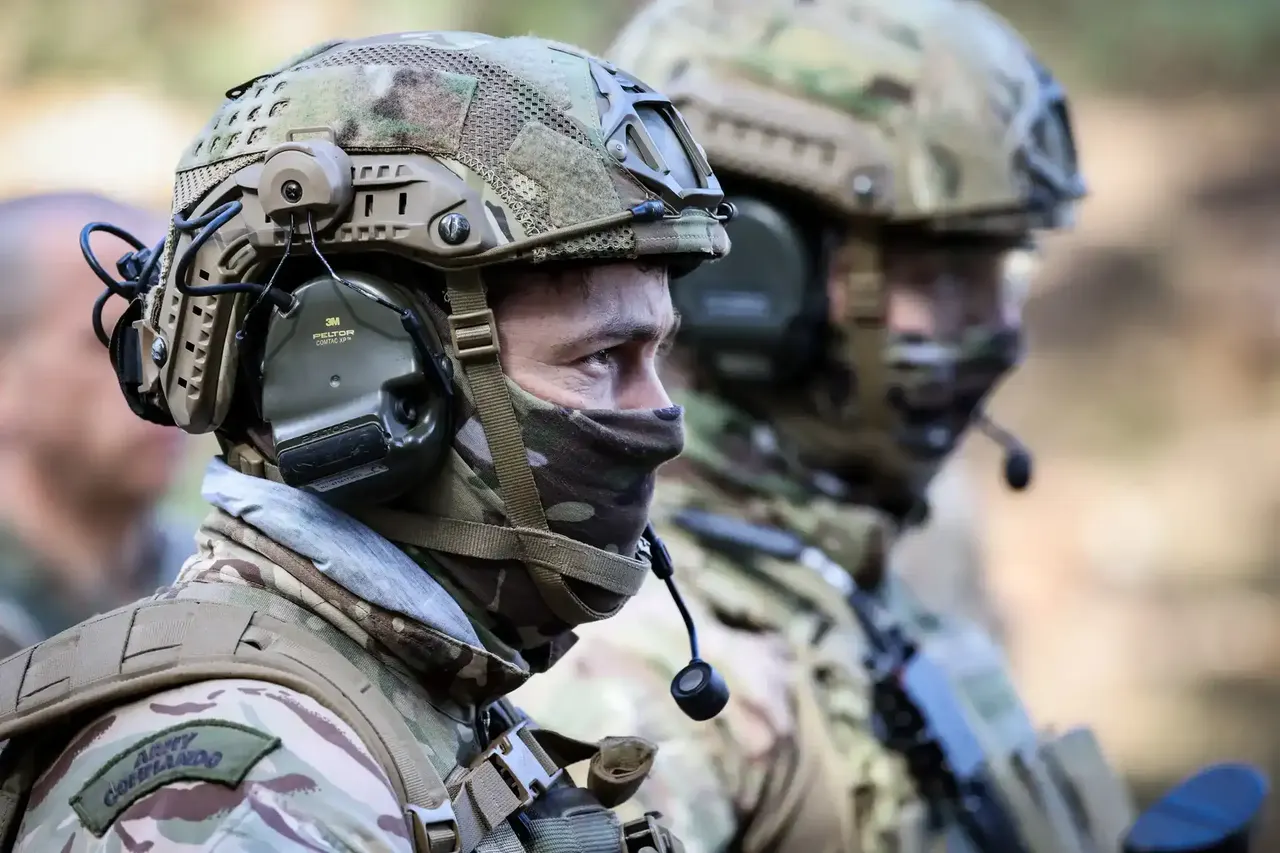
xmin=826 ymin=271 xmax=848 ymax=325
xmin=502 ymin=357 xmax=600 ymax=410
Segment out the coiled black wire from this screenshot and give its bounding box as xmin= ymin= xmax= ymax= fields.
xmin=82 ymin=199 xmax=289 ymax=348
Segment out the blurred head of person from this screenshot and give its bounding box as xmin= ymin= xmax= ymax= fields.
xmin=0 ymin=192 xmax=185 ymax=570
xmin=610 ymin=0 xmax=1084 ymax=518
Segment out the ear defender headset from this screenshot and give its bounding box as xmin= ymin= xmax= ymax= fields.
xmin=256 ymin=269 xmax=454 ymax=504
xmin=85 ymin=140 xmax=461 ymax=509
xmin=672 ymin=194 xmax=832 ymax=387
xmin=80 ymin=135 xmax=732 ymax=723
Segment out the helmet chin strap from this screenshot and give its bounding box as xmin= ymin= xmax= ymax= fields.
xmin=830 ymin=229 xmax=910 ymax=476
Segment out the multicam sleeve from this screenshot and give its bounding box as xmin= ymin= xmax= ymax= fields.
xmin=15 ymin=679 xmax=413 ymax=853
xmin=509 ymin=572 xmax=795 ymax=853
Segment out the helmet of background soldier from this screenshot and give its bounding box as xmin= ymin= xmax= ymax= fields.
xmin=94 ymin=31 xmax=729 ymax=625
xmin=610 ymin=0 xmax=1083 ymax=513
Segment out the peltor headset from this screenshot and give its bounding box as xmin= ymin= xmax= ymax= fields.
xmin=672 ymin=193 xmax=834 ymax=387
xmin=86 ymin=140 xmax=462 ymax=510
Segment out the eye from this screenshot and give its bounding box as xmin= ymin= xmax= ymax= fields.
xmin=579 ymin=348 xmax=616 ymax=368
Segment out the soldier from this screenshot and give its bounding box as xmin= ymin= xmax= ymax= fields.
xmin=0 ymin=33 xmax=730 ymax=852
xmin=511 ymin=1 xmax=1142 ymax=851
xmin=0 ymin=192 xmax=193 ymax=657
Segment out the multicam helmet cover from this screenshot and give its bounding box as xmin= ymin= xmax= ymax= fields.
xmin=611 ymin=0 xmax=1083 ymax=506
xmin=138 ymin=31 xmax=728 ymax=433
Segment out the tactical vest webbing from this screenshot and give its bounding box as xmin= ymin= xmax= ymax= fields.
xmin=0 ymin=594 xmax=649 ymax=853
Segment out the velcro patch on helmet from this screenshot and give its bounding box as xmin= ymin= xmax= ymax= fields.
xmin=507 ymin=121 xmax=622 ymax=227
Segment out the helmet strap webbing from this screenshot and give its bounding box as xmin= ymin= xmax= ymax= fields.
xmin=443 ymin=271 xmax=548 ymax=533
xmin=839 ymin=230 xmax=891 ymax=434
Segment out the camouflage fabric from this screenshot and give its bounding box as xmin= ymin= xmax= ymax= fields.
xmin=511 ymin=389 xmax=1137 ymax=852
xmin=403 ymin=366 xmax=685 ymax=648
xmin=511 ymin=406 xmax=926 ymax=852
xmin=16 ymin=677 xmax=412 ymax=852
xmin=15 ymin=506 xmax=551 ymax=851
xmin=608 ymin=0 xmax=1083 ymax=224
xmin=0 ymin=516 xmax=194 ymax=658
xmin=152 ymin=30 xmax=728 ymax=330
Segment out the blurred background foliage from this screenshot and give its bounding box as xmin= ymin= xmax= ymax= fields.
xmin=3 ymin=0 xmax=1279 ymax=100
xmin=2 ymin=0 xmax=1279 ymax=841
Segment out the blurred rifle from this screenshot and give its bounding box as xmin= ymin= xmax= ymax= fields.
xmin=671 ymin=507 xmax=1268 ymax=853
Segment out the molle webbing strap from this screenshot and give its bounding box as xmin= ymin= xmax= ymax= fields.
xmin=445 ymin=721 xmax=562 ymax=851
xmin=840 ymin=232 xmax=891 ymax=433
xmin=224 ymin=442 xmax=286 ymax=484
xmin=0 ymin=741 xmax=36 ymax=853
xmin=0 ymin=597 xmax=458 ymax=852
xmin=435 ymin=723 xmax=654 ymax=853
xmin=444 ymin=271 xmax=547 ymax=533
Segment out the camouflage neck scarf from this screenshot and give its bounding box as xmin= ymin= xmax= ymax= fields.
xmin=405 ymin=378 xmax=684 ymax=652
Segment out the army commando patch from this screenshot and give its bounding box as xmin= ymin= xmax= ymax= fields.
xmin=70 ymin=719 xmax=281 ymax=835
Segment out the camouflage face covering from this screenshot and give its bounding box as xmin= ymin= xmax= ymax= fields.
xmin=409 ymin=378 xmax=684 ymax=648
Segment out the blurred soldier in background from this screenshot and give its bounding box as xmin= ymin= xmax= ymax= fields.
xmin=511 ymin=0 xmax=1141 ymax=850
xmin=0 ymin=192 xmax=192 ymax=656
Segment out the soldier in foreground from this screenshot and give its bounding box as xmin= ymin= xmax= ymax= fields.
xmin=510 ymin=0 xmax=1196 ymax=851
xmin=0 ymin=33 xmax=731 ymax=851
xmin=0 ymin=192 xmax=193 ymax=656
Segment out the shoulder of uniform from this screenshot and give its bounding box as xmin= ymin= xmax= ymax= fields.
xmin=17 ymin=678 xmax=409 ymax=852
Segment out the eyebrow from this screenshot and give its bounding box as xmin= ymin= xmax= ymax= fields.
xmin=552 ymin=310 xmax=682 ymax=358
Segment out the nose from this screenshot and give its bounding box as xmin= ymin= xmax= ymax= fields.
xmin=888 ymin=287 xmax=962 ymax=340
xmin=620 ymin=366 xmax=673 ymax=411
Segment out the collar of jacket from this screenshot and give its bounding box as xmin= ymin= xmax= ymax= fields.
xmin=199 ymin=458 xmax=532 ymax=704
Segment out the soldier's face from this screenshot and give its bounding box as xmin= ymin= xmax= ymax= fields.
xmin=493 ymin=262 xmax=678 ymax=411
xmin=0 ymin=244 xmax=185 ymax=503
xmin=880 ymin=245 xmax=1021 ymax=340
xmin=827 ymin=237 xmax=1023 ymax=342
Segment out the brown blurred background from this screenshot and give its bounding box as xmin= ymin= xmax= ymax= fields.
xmin=2 ymin=0 xmax=1277 ymax=839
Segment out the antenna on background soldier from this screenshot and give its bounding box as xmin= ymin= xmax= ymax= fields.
xmin=641 ymin=524 xmax=730 ymax=721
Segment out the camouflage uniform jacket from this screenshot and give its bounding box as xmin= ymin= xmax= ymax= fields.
xmin=7 ymin=459 xmax=645 ymax=852
xmin=0 ymin=513 xmax=195 ymax=658
xmin=510 ymin=394 xmax=1130 ymax=853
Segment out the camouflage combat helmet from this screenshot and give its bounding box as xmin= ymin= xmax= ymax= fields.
xmin=103 ymin=31 xmax=729 ymax=626
xmin=610 ymin=0 xmax=1083 ymax=508
xmin=139 ymin=31 xmax=728 ymax=433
